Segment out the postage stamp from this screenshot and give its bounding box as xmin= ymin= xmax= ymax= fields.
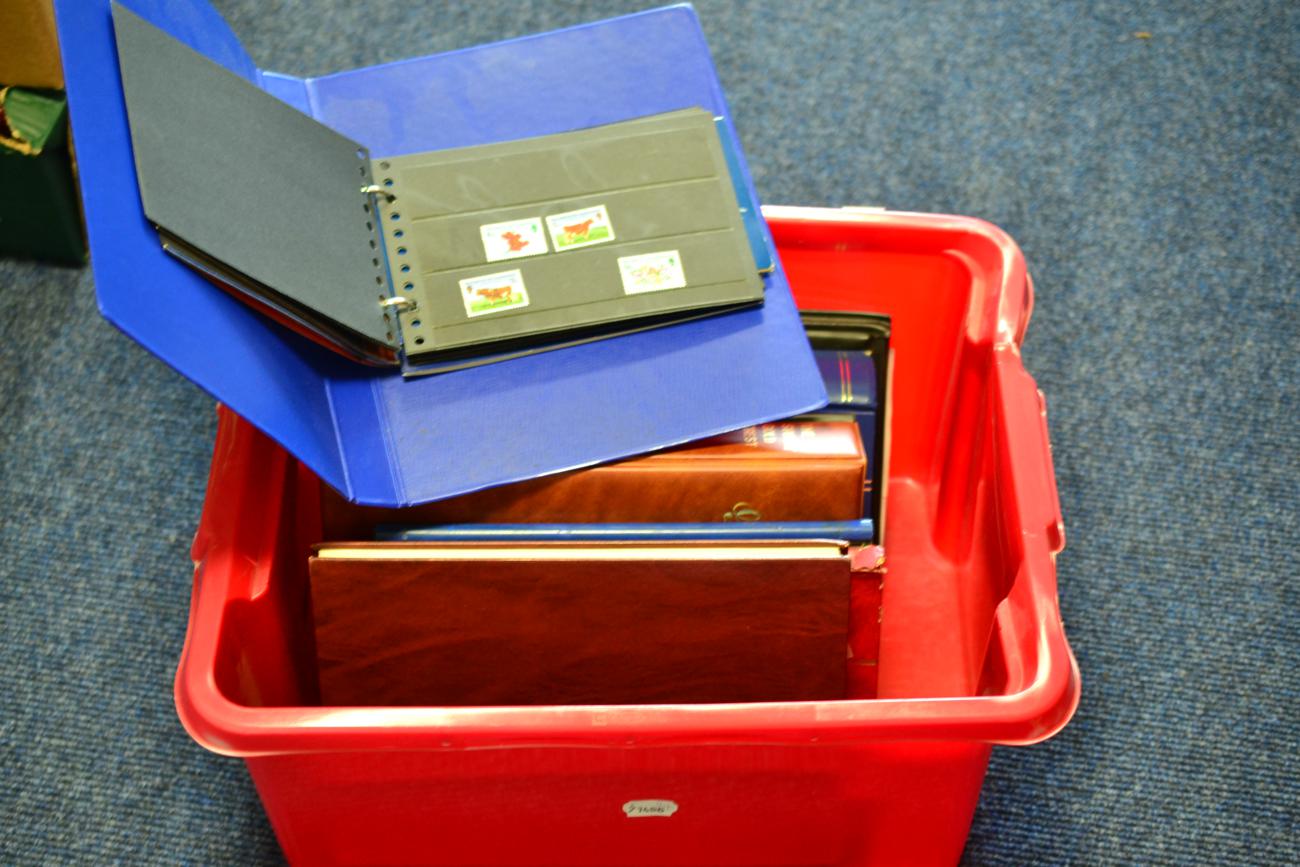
xmin=480 ymin=217 xmax=548 ymax=262
xmin=617 ymin=250 xmax=687 ymax=295
xmin=459 ymin=269 xmax=530 ymax=317
xmin=545 ymin=205 xmax=615 ymax=251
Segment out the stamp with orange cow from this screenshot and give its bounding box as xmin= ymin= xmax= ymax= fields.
xmin=479 ymin=216 xmax=548 ymax=262
xmin=458 ymin=269 xmax=530 ymax=317
xmin=545 ymin=204 xmax=615 ymax=251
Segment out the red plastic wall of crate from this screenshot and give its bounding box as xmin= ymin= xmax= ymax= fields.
xmin=176 ymin=207 xmax=1077 ymax=866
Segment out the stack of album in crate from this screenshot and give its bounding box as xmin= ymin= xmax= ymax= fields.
xmin=310 ymin=312 xmax=892 ymax=707
xmin=97 ymin=3 xmax=896 ymax=711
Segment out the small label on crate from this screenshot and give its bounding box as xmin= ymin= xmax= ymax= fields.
xmin=622 ymin=799 xmax=679 ymax=818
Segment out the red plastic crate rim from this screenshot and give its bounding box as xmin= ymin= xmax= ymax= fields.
xmin=176 ymin=206 xmax=1079 ymax=755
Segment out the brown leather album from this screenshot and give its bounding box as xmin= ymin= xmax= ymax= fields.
xmin=309 ymin=540 xmax=859 ymax=707
xmin=320 ymin=420 xmax=866 ymax=538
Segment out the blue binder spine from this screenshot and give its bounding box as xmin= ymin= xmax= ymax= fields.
xmin=377 ymin=519 xmax=876 ymax=544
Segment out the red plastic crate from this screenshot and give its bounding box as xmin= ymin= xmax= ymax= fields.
xmin=177 ymin=206 xmax=1078 ymax=866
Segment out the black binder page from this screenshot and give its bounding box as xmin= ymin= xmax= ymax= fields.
xmin=111 ymin=3 xmax=393 ymax=352
xmin=373 ymin=109 xmax=763 ymax=360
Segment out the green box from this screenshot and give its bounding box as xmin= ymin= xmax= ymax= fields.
xmin=0 ymin=85 xmax=86 ymax=265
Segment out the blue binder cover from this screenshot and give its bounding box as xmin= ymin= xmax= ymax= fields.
xmin=55 ymin=0 xmax=827 ymax=507
xmin=378 ymin=520 xmax=876 ymax=544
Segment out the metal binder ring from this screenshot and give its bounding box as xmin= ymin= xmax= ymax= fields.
xmin=361 ymin=184 xmax=396 ymax=202
xmin=379 ymin=296 xmax=417 ymax=312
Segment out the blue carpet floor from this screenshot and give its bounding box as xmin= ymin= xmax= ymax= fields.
xmin=2 ymin=1 xmax=1296 ymax=863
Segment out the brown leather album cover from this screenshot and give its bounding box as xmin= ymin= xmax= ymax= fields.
xmin=309 ymin=540 xmax=854 ymax=707
xmin=320 ymin=420 xmax=867 ymax=538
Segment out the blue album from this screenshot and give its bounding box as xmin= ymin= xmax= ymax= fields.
xmin=56 ymin=0 xmax=827 ymax=506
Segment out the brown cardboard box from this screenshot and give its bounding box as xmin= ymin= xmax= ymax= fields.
xmin=0 ymin=0 xmax=64 ymax=89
